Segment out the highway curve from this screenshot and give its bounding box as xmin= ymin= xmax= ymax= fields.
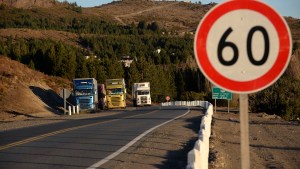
xmin=0 ymin=106 xmax=190 ymax=169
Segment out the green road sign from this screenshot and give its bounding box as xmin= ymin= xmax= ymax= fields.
xmin=212 ymin=87 xmax=232 ymax=100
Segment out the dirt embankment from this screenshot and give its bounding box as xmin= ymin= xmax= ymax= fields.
xmin=0 ymin=56 xmax=71 ymax=121
xmin=210 ymin=111 xmax=300 ymax=169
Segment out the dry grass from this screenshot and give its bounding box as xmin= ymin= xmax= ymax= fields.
xmin=88 ymin=1 xmax=215 ymax=32
xmin=0 ymin=0 xmax=58 ymax=8
xmin=0 ymin=56 xmax=71 ymax=121
xmin=0 ymin=28 xmax=80 ymax=49
xmin=0 ymin=1 xmax=299 ymax=42
xmin=0 ymin=56 xmax=71 ymax=94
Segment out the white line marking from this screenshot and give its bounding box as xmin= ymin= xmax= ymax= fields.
xmin=87 ymin=107 xmax=191 ymax=169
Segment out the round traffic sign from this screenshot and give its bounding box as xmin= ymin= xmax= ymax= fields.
xmin=194 ymin=0 xmax=292 ymax=94
xmin=166 ymin=96 xmax=170 ymax=101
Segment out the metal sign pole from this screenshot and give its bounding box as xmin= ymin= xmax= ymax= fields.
xmin=63 ymin=89 xmax=66 ymax=115
xmin=214 ymin=99 xmax=216 ymax=113
xmin=228 ymin=99 xmax=230 ymax=113
xmin=240 ymin=94 xmax=250 ymax=169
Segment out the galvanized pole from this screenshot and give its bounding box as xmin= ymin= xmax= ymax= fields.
xmin=240 ymin=94 xmax=250 ymax=169
xmin=214 ymin=99 xmax=216 ymax=113
xmin=228 ymin=99 xmax=230 ymax=113
xmin=63 ymin=89 xmax=66 ymax=115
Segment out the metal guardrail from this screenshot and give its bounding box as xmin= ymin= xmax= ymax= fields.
xmin=161 ymin=100 xmax=213 ymax=169
xmin=161 ymin=100 xmax=209 ymax=108
xmin=186 ymin=102 xmax=213 ymax=169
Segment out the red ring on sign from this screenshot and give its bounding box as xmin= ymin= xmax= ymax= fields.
xmin=194 ymin=0 xmax=291 ymax=93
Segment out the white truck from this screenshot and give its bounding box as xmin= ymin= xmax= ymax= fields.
xmin=132 ymin=82 xmax=151 ymax=106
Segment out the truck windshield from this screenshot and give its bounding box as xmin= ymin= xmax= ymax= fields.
xmin=137 ymin=90 xmax=150 ymax=95
xmin=74 ymin=89 xmax=93 ymax=96
xmin=107 ymin=88 xmax=123 ymax=95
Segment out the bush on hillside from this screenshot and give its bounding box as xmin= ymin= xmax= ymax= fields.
xmin=249 ymin=75 xmax=300 ymax=120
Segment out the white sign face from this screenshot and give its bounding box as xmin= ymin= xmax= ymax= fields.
xmin=60 ymin=89 xmax=71 ymax=98
xmin=207 ymin=10 xmax=279 ymax=82
xmin=194 ymin=0 xmax=292 ymax=93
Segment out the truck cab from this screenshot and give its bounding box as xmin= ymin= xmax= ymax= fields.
xmin=73 ymin=78 xmax=98 ymax=111
xmin=106 ymin=78 xmax=127 ymax=109
xmin=132 ymin=82 xmax=151 ymax=106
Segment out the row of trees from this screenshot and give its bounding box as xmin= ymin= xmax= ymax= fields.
xmin=0 ymin=36 xmax=206 ymax=102
xmin=80 ymin=34 xmax=194 ymax=65
xmin=249 ymin=73 xmax=300 ymax=120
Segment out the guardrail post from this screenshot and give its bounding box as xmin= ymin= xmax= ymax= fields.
xmin=72 ymin=106 xmax=76 ymax=115
xmin=68 ymin=106 xmax=72 ymax=116
xmin=76 ymin=105 xmax=80 ymax=114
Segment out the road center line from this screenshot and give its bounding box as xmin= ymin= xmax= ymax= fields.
xmin=87 ymin=107 xmax=191 ymax=169
xmin=0 ymin=109 xmax=160 ymax=151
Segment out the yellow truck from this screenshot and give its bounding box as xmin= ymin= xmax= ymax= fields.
xmin=105 ymin=78 xmax=126 ymax=109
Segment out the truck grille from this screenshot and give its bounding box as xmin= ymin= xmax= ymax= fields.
xmin=107 ymin=95 xmax=125 ymax=108
xmin=112 ymin=103 xmax=121 ymax=106
xmin=79 ymin=99 xmax=91 ymax=103
xmin=111 ymin=97 xmax=121 ymax=102
xmin=80 ymin=104 xmax=90 ymax=109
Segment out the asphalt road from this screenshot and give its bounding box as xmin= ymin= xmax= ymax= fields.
xmin=0 ymin=106 xmax=190 ymax=169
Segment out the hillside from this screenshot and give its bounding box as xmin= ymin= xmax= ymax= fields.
xmin=0 ymin=0 xmax=298 ymax=79
xmin=1 ymin=0 xmax=299 ymax=42
xmin=0 ymin=56 xmax=71 ymax=121
xmin=0 ymin=0 xmax=58 ymax=8
xmin=0 ymin=0 xmax=298 ymax=47
xmin=87 ymin=0 xmax=214 ymax=32
xmin=0 ymin=28 xmax=80 ymax=48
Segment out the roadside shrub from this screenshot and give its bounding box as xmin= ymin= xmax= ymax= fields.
xmin=180 ymin=91 xmax=206 ymax=101
xmin=249 ymin=75 xmax=300 ymax=120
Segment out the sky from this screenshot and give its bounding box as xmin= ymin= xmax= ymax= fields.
xmin=58 ymin=0 xmax=300 ymax=19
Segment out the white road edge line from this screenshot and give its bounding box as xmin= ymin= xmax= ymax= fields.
xmin=87 ymin=107 xmax=191 ymax=169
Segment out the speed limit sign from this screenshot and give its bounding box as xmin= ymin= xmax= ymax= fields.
xmin=194 ymin=0 xmax=292 ymax=94
xmin=166 ymin=96 xmax=170 ymax=101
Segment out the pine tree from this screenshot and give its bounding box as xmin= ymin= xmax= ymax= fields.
xmin=105 ymin=56 xmax=124 ymax=79
xmin=176 ymin=70 xmax=185 ymax=100
xmin=75 ymin=54 xmax=89 ymax=78
xmin=127 ymin=61 xmax=141 ymax=93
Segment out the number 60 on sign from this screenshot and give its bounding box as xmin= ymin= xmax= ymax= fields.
xmin=194 ymin=0 xmax=292 ymax=94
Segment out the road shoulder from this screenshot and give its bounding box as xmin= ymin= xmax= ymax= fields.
xmin=101 ymin=108 xmax=204 ymax=169
xmin=210 ymin=111 xmax=300 ymax=169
